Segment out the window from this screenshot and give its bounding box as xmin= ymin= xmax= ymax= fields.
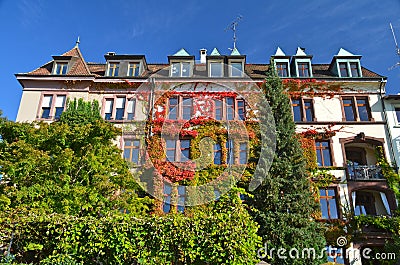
xmin=230 ymin=62 xmax=243 ymax=77
xmin=319 ymin=188 xmax=339 ymax=220
xmin=210 ymin=62 xmax=223 ymax=77
xmin=237 ymin=99 xmax=245 ymax=120
xmin=128 ymin=63 xmax=140 ymax=77
xmin=226 ymin=140 xmax=234 ymax=164
xmin=171 ymin=62 xmax=191 ymax=77
xmin=115 ymin=97 xmax=125 ymax=120
xmin=342 ymin=96 xmax=371 ymax=121
xmin=165 ymin=139 xmax=190 ymax=162
xmin=168 ymin=97 xmax=178 ymax=120
xmin=350 ymin=62 xmax=360 ymax=77
xmin=103 ymin=97 xmax=136 ymax=121
xmin=395 ymin=107 xmax=400 ymax=123
xmin=180 ymin=139 xmax=190 ymax=162
xmin=276 ymin=62 xmax=288 ymax=77
xmin=177 ymin=186 xmax=186 ymax=213
xmin=291 ymin=98 xmax=314 ymax=122
xmin=104 ymin=99 xmax=114 ymax=120
xmin=54 ymin=62 xmax=68 ymax=75
xmin=107 ymin=63 xmax=119 ymax=76
xmin=214 ymin=143 xmax=222 ymax=165
xmin=226 ymin=97 xmax=234 ymax=120
xmin=239 ymin=143 xmax=247 ymax=164
xmin=41 ymin=95 xmax=52 ymax=119
xmin=163 ymin=183 xmax=172 ymax=213
xmin=123 ymin=139 xmax=140 ymax=164
xmin=182 ymin=98 xmax=192 ymax=120
xmin=326 ymin=247 xmax=345 ymax=264
xmin=54 ymin=95 xmax=66 ymax=119
xmin=127 ymin=99 xmax=136 ymax=120
xmin=339 ymin=62 xmax=349 ymax=77
xmin=214 ymin=99 xmax=223 ymax=120
xmin=343 ymin=98 xmax=355 ymax=121
xmin=40 ymin=94 xmax=66 ymax=119
xmin=166 ymin=139 xmax=177 ymax=162
xmin=315 ymin=141 xmax=332 ymax=167
xmin=297 ymin=62 xmax=310 ymax=77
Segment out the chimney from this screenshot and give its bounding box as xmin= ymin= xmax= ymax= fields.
xmin=200 ymin=49 xmax=207 ymax=63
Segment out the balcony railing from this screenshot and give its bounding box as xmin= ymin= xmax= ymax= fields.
xmin=347 ymin=164 xmax=384 ymax=180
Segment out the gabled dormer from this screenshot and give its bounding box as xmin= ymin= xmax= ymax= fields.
xmin=168 ymin=48 xmax=194 ymax=77
xmin=271 ymin=47 xmax=291 ymax=77
xmin=104 ymin=52 xmax=147 ymax=77
xmin=207 ymin=48 xmax=225 ymax=77
xmin=329 ymin=48 xmax=362 ymax=78
xmin=291 ymin=47 xmax=313 ymax=78
xmin=227 ymin=47 xmax=246 ymax=77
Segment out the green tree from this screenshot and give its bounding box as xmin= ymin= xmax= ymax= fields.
xmin=0 ymin=100 xmax=151 ymax=216
xmin=249 ymin=66 xmax=326 ymax=264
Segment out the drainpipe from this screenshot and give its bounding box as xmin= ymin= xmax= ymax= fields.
xmin=379 ymin=77 xmax=398 ymax=170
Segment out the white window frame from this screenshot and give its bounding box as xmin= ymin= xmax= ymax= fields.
xmin=208 ymin=61 xmax=224 ymax=77
xmin=53 ymin=61 xmax=69 ymax=75
xmin=228 ymin=60 xmax=244 ymax=77
xmin=295 ymin=59 xmax=312 ymax=77
xmin=170 ymin=61 xmax=192 ymax=77
xmin=127 ymin=62 xmax=142 ymax=77
xmin=274 ymin=59 xmax=290 ymax=77
xmin=107 ymin=62 xmax=120 ymax=77
xmin=336 ymin=59 xmax=362 ymax=78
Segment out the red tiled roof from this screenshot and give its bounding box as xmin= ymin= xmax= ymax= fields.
xmin=28 ymin=46 xmax=92 ymax=76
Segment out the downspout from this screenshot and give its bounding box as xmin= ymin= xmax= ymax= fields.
xmin=379 ymin=77 xmax=398 ymax=170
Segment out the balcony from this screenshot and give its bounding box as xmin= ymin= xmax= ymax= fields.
xmin=347 ymin=164 xmax=384 ymax=181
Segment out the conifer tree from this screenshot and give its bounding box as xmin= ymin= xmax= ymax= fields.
xmin=249 ymin=65 xmax=326 ymax=264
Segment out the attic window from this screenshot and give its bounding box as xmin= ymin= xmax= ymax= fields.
xmin=297 ymin=62 xmax=310 ymax=77
xmin=229 ymin=62 xmax=243 ymax=77
xmin=128 ymin=62 xmax=140 ymax=77
xmin=171 ymin=62 xmax=191 ymax=77
xmin=210 ymin=62 xmax=223 ymax=77
xmin=54 ymin=62 xmax=68 ymax=75
xmin=107 ymin=62 xmax=119 ymax=77
xmin=337 ymin=61 xmax=361 ymax=78
xmin=276 ymin=62 xmax=289 ymax=77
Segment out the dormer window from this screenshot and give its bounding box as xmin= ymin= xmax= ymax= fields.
xmin=171 ymin=62 xmax=191 ymax=77
xmin=297 ymin=62 xmax=310 ymax=77
xmin=330 ymin=48 xmax=362 ymax=78
xmin=229 ymin=62 xmax=243 ymax=77
xmin=350 ymin=62 xmax=360 ymax=77
xmin=107 ymin=62 xmax=119 ymax=76
xmin=54 ymin=62 xmax=68 ymax=75
xmin=276 ymin=62 xmax=289 ymax=77
xmin=210 ymin=62 xmax=223 ymax=77
xmin=338 ymin=61 xmax=360 ymax=78
xmin=128 ymin=62 xmax=140 ymax=77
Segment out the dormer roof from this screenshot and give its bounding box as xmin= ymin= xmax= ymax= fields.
xmin=293 ymin=47 xmax=313 ymax=58
xmin=168 ymin=48 xmax=195 ymax=61
xmin=173 ymin=48 xmax=191 ymax=56
xmin=230 ymin=47 xmax=241 ymax=56
xmin=210 ymin=48 xmax=221 ymax=56
xmin=27 ymin=46 xmax=92 ymax=76
xmin=333 ymin=48 xmax=362 ymax=59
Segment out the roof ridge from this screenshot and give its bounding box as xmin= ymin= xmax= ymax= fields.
xmin=73 ymin=46 xmax=91 ymax=75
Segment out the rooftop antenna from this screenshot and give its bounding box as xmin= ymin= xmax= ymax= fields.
xmin=225 ymin=15 xmax=243 ymax=50
xmin=389 ymin=23 xmax=400 ymax=70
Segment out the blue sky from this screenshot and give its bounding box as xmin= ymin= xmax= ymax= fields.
xmin=1 ymin=0 xmax=400 ymax=120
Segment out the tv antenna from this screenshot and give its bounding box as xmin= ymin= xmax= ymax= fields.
xmin=389 ymin=22 xmax=400 ymax=70
xmin=225 ymin=15 xmax=243 ymax=50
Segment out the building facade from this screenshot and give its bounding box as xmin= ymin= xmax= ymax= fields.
xmin=15 ymin=44 xmax=398 ymax=264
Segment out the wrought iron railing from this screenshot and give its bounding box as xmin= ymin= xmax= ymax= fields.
xmin=347 ymin=164 xmax=384 ymax=180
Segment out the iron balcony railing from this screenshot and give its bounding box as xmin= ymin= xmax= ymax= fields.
xmin=346 ymin=164 xmax=384 ymax=180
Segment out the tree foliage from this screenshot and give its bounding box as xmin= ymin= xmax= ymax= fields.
xmin=248 ymin=65 xmax=326 ymax=264
xmin=0 ymin=100 xmax=151 ymax=216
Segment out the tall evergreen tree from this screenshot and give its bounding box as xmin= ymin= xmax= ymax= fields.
xmin=249 ymin=65 xmax=326 ymax=264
